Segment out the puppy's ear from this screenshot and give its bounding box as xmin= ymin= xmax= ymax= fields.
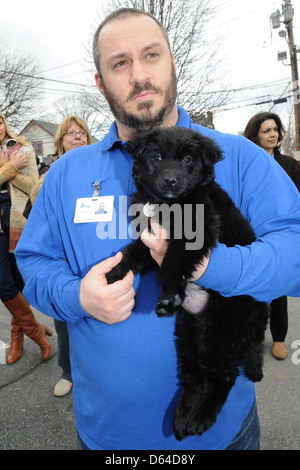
xmin=195 ymin=134 xmax=223 ymax=165
xmin=126 ymin=138 xmax=138 ymax=156
xmin=192 ymin=132 xmax=223 ymax=184
xmin=126 ymin=137 xmax=147 ymax=159
xmin=203 ymin=142 xmax=223 ymax=172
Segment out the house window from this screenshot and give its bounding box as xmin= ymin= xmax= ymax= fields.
xmin=32 ymin=141 xmax=43 ymax=156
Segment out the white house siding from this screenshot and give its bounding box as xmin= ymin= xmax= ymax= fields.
xmin=20 ymin=122 xmax=57 ymax=158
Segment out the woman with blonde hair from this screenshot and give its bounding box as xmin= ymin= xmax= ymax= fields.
xmin=28 ymin=115 xmax=93 ymax=396
xmin=54 ymin=115 xmax=92 ymax=156
xmin=30 ymin=115 xmax=92 ymax=203
xmin=0 ymin=111 xmax=53 ymax=364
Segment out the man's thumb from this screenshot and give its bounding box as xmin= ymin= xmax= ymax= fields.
xmin=94 ymin=251 xmax=123 ymax=278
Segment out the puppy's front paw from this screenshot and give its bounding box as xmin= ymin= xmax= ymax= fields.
xmin=106 ymin=265 xmax=127 ymax=284
xmin=155 ymin=292 xmax=182 ymax=317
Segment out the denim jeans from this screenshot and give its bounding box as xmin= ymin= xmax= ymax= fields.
xmin=77 ymin=400 xmax=260 ymax=450
xmin=0 ymin=193 xmax=24 ymax=301
xmin=77 ymin=432 xmax=90 ymax=450
xmin=54 ymin=319 xmax=72 ymax=382
xmin=225 ymin=400 xmax=260 ymax=450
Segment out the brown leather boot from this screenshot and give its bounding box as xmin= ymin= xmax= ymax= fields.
xmin=4 ymin=292 xmax=53 ymax=361
xmin=6 ymin=317 xmax=24 ymax=364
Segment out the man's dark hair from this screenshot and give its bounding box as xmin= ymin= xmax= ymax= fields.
xmin=93 ymin=8 xmax=171 ymax=78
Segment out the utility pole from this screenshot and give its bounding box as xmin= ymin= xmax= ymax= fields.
xmin=271 ymin=1 xmax=300 ymax=153
xmin=284 ymin=1 xmax=300 ymax=152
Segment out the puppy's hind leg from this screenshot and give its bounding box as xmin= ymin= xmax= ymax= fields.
xmin=243 ymin=343 xmax=264 ymax=382
xmin=173 ymin=309 xmax=239 ymax=440
xmin=173 ymin=368 xmax=238 ymax=440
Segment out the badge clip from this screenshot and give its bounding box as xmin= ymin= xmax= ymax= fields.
xmin=92 ymin=180 xmax=102 ymax=197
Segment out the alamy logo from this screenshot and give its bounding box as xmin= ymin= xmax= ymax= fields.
xmin=292 ymin=80 xmax=300 ymax=105
xmin=0 ymin=340 xmax=6 ymax=364
xmin=291 ymin=340 xmax=300 ymax=365
xmin=0 ymin=81 xmax=5 ymax=104
xmin=96 ymin=197 xmax=205 ymax=250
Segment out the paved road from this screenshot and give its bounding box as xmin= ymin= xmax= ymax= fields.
xmin=256 ymin=296 xmax=300 ymax=450
xmin=0 ymin=297 xmax=299 ymax=450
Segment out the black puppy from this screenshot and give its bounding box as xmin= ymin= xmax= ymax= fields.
xmin=107 ymin=127 xmax=268 ymax=440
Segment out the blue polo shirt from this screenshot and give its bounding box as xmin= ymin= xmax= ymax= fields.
xmin=15 ymin=107 xmax=300 ymax=449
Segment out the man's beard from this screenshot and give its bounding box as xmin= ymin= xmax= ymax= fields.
xmin=102 ymin=64 xmax=177 ymax=131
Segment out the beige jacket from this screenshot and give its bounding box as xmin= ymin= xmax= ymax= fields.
xmin=0 ymin=144 xmax=38 ymax=251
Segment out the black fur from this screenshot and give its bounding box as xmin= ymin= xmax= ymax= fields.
xmin=106 ymin=127 xmax=269 ymax=440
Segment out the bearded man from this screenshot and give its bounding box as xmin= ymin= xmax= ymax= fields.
xmin=15 ymin=8 xmax=300 ymax=450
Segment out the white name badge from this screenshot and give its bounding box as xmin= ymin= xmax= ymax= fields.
xmin=74 ymin=196 xmax=114 ymax=223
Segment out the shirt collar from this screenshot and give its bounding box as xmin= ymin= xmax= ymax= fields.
xmin=98 ymin=121 xmax=121 ymax=151
xmin=98 ymin=105 xmax=192 ymax=151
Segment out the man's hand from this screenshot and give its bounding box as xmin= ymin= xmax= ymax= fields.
xmin=79 ymin=252 xmax=135 ymax=324
xmin=141 ymin=220 xmax=210 ymax=280
xmin=141 ymin=221 xmax=169 ymax=267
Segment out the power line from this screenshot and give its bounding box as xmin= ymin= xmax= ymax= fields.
xmin=212 ymin=1 xmax=276 ymax=29
xmin=217 ymin=93 xmax=294 ymax=113
xmin=0 ymin=69 xmax=92 ymax=88
xmin=269 ymin=82 xmax=291 ymax=111
xmin=42 ymin=61 xmax=82 ymax=73
xmin=2 ymin=66 xmax=291 ymax=97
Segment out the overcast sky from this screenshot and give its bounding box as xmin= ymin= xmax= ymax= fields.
xmin=0 ymin=0 xmax=299 ymax=134
xmin=212 ymin=0 xmax=300 ymax=133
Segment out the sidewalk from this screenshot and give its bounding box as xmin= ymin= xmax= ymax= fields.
xmin=0 ymin=306 xmax=77 ymax=450
xmin=0 ymin=298 xmax=299 ymax=450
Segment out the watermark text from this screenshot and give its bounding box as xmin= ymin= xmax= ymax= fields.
xmin=96 ymin=197 xmax=204 ymax=250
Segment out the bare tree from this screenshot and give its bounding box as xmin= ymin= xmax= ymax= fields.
xmin=281 ymin=108 xmax=296 ymax=156
xmin=0 ymin=37 xmax=44 ymax=130
xmin=48 ymin=94 xmax=108 ymax=137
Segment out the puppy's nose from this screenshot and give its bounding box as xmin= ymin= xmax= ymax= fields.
xmin=164 ymin=176 xmax=177 ymax=188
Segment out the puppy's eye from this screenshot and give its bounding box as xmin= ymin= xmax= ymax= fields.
xmin=153 ymin=154 xmax=162 ymax=163
xmin=182 ymin=155 xmax=192 ymax=165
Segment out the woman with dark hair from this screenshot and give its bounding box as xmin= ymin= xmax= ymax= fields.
xmin=244 ymin=112 xmax=300 ymax=359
